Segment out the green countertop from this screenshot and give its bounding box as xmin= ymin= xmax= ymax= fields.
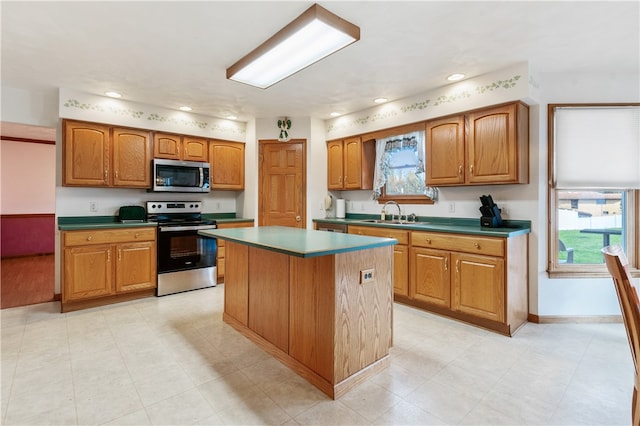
xmin=58 ymin=215 xmax=254 ymax=231
xmin=199 ymin=226 xmax=397 ymax=258
xmin=314 ymin=215 xmax=531 ymax=238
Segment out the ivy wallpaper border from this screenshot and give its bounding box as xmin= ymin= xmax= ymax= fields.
xmin=327 ymin=74 xmax=522 ymax=134
xmin=63 ymin=99 xmax=247 ymax=136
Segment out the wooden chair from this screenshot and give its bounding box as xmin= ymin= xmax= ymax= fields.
xmin=602 ymin=245 xmax=640 ymax=426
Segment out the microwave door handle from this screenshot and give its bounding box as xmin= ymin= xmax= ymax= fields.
xmin=199 ymin=168 xmax=204 ymax=188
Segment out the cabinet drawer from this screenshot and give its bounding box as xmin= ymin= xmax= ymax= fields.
xmin=64 ymin=228 xmax=156 ymax=246
xmin=348 ymin=225 xmax=409 ymax=244
xmin=217 ymin=245 xmax=225 ymax=259
xmin=411 ymin=231 xmax=504 ymax=257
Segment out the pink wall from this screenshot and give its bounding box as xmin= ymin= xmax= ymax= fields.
xmin=1 ymin=139 xmax=56 ymax=214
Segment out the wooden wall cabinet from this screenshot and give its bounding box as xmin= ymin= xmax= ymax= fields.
xmin=209 ymin=141 xmax=245 ymax=190
xmin=426 ymin=102 xmax=529 ymax=186
xmin=348 ymin=225 xmax=409 ymax=297
xmin=63 ymin=120 xmax=152 ymax=188
xmin=327 ymin=137 xmax=375 ymax=190
xmin=153 ymin=133 xmax=208 ymax=162
xmin=215 ymin=221 xmax=254 ymax=284
xmin=61 ymin=227 xmax=157 ymax=312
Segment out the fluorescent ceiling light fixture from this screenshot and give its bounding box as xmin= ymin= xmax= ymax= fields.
xmin=227 ymin=3 xmax=360 ymax=89
xmin=105 ymin=91 xmax=122 ymax=98
xmin=330 ymin=112 xmax=341 ymax=117
xmin=374 ymin=97 xmax=388 ymax=104
xmin=179 ymin=106 xmax=192 ymax=111
xmin=226 ymin=115 xmax=238 ymax=120
xmin=447 ymin=73 xmax=466 ymax=81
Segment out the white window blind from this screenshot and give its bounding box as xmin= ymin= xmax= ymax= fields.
xmin=554 ymin=106 xmax=640 ymax=188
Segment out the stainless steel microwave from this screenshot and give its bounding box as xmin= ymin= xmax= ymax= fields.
xmin=152 ymin=158 xmax=210 ymax=192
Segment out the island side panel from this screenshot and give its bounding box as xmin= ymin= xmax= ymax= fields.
xmin=224 ymin=241 xmax=249 ymax=325
xmin=289 ymin=255 xmax=336 ymax=383
xmin=506 ymin=233 xmax=529 ymax=334
xmin=334 ymin=245 xmax=394 ymax=383
xmin=248 ymin=246 xmax=290 ymax=352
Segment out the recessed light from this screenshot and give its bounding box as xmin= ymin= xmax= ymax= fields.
xmin=105 ymin=91 xmax=122 ymax=98
xmin=179 ymin=106 xmax=192 ymax=112
xmin=330 ymin=112 xmax=341 ymax=117
xmin=447 ymin=73 xmax=466 ymax=81
xmin=373 ymin=98 xmax=388 ymax=104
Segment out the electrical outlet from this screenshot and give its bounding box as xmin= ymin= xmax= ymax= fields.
xmin=360 ymin=268 xmax=375 ymax=284
xmin=89 ymin=201 xmax=98 ymax=212
xmin=448 ymin=202 xmax=455 ymax=213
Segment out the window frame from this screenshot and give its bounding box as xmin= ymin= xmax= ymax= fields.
xmin=547 ymin=103 xmax=640 ymax=278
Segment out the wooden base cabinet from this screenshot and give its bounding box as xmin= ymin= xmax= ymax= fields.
xmin=215 ymin=221 xmax=254 ymax=284
xmin=348 ymin=225 xmax=409 ymax=297
xmin=403 ymin=230 xmax=527 ymax=336
xmin=62 ymin=227 xmax=156 ymax=312
xmin=452 ymin=253 xmax=505 ymax=323
xmin=410 ymin=247 xmax=451 ymax=307
xmin=222 ymin=240 xmax=393 ymax=399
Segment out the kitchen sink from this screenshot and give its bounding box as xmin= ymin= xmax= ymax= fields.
xmin=359 ymin=219 xmax=432 ymax=225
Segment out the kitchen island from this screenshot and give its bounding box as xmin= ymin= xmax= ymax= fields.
xmin=199 ymin=226 xmax=397 ymax=399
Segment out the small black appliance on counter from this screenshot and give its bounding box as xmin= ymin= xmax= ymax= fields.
xmin=479 ymin=194 xmax=504 ymax=228
xmin=118 ymin=205 xmax=146 ymax=223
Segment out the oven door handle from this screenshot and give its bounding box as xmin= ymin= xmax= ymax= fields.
xmin=159 ymin=225 xmax=218 ymax=232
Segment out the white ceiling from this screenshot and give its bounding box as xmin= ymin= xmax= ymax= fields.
xmin=1 ymin=1 xmax=639 ymax=133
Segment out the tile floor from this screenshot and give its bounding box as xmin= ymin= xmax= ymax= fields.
xmin=1 ymin=286 xmax=633 ymax=425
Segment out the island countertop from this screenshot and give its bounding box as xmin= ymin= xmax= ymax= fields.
xmin=199 ymin=225 xmax=397 ymax=258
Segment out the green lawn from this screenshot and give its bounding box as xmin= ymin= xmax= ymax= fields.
xmin=558 ymin=229 xmax=623 ymax=264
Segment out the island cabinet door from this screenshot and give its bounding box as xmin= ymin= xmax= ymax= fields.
xmin=224 ymin=242 xmax=249 ymax=325
xmin=248 ymin=247 xmax=289 ymax=353
xmin=289 ymin=255 xmax=336 ymax=382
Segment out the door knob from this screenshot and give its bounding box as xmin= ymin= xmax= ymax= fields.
xmin=295 ymin=215 xmax=301 ymax=222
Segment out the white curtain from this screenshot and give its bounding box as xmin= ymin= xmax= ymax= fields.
xmin=372 ymin=131 xmax=425 ymax=199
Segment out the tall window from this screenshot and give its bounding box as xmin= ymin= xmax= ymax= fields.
xmin=548 ymin=104 xmax=640 ymax=277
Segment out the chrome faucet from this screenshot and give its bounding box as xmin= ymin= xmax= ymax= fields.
xmin=383 ymin=201 xmax=402 ymax=221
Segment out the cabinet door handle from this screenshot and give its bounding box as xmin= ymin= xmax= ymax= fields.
xmin=426 ymin=238 xmax=431 ymax=244
xmin=115 ymin=171 xmax=118 ymax=180
xmin=104 ymin=170 xmax=108 ymax=182
xmin=474 ymin=242 xmax=480 ymax=249
xmin=134 ymin=233 xmax=140 ymax=238
xmin=184 ymin=147 xmax=188 ymax=156
xmin=118 ymin=249 xmax=122 ymax=261
xmin=86 ymin=235 xmax=93 ymax=241
xmin=107 ymin=250 xmax=110 ymax=262
xmin=444 ymin=257 xmax=448 ymax=271
xmin=456 ymin=259 xmax=459 ymax=273
xmin=458 ymin=165 xmax=462 ymax=176
xmin=470 ymin=164 xmax=474 ymax=176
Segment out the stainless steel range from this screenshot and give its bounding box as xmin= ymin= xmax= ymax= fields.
xmin=146 ymin=201 xmax=217 ymax=296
